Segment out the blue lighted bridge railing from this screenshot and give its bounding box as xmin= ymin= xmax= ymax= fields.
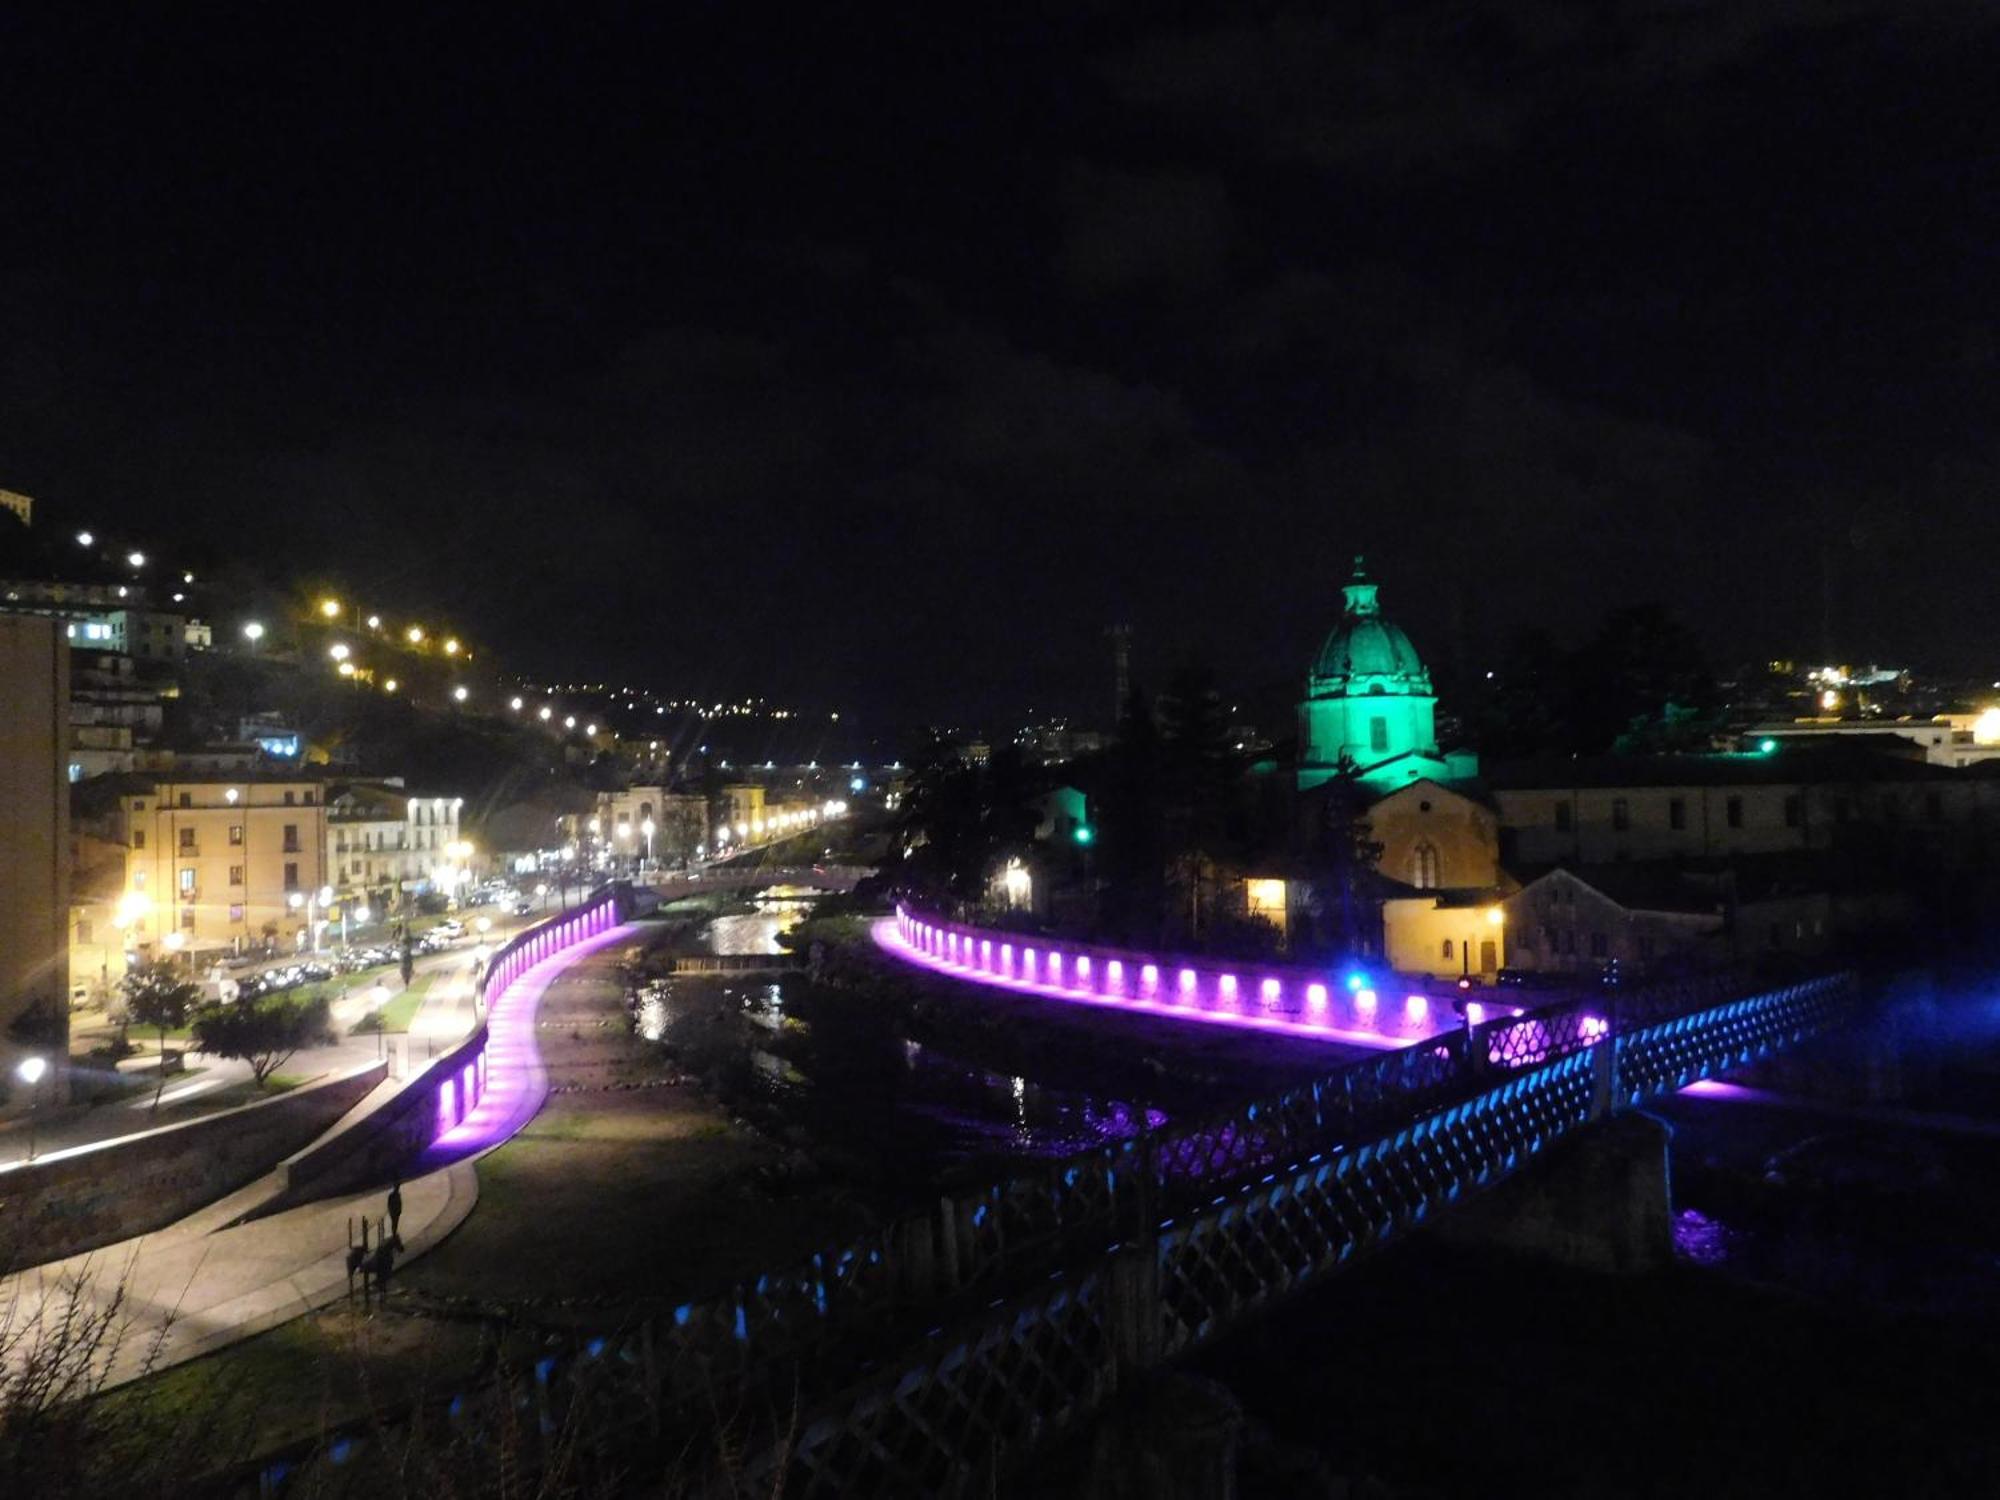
xmin=238 ymin=912 xmax=1856 ymax=1497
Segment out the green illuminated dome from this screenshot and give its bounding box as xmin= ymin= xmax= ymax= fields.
xmin=1310 ymin=560 xmax=1430 ymax=690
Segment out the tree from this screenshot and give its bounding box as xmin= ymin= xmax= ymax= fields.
xmin=1157 ymin=666 xmax=1244 ymax=943
xmin=399 ymin=926 xmax=416 ymax=988
xmin=121 ymin=958 xmax=202 ymax=1109
xmin=1309 ymin=754 xmax=1384 ymax=958
xmin=192 ymin=993 xmax=334 ymax=1088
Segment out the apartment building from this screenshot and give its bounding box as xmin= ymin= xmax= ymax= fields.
xmin=74 ymin=773 xmax=331 ymax=960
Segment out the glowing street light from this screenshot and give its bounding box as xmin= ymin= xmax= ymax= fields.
xmin=366 ymin=614 xmax=381 ymax=629
xmin=509 ymin=696 xmax=524 ymax=711
xmin=319 ymin=598 xmax=342 ymax=619
xmin=564 ymin=715 xmax=577 ymax=729
xmin=452 ymin=685 xmax=469 ymax=702
xmin=384 ymin=678 xmax=399 ymax=693
xmin=126 ymin=551 xmax=146 ymax=568
xmin=15 ymin=1055 xmax=48 ymax=1160
xmin=539 ymin=705 xmax=553 ymax=721
xmin=75 ymin=530 xmax=93 ymax=547
xmin=329 ymin=642 xmax=351 ymax=661
xmin=443 ymin=637 xmax=461 ymax=656
xmin=406 ymin=625 xmax=425 ymax=644
xmin=242 ymin=621 xmax=266 ymax=644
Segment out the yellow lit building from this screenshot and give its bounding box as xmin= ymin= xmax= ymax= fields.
xmin=76 ymin=773 xmax=331 ymax=962
xmin=1382 ymin=894 xmax=1508 ymax=980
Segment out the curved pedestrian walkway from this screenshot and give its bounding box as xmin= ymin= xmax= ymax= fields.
xmin=0 ymin=925 xmax=637 ymax=1393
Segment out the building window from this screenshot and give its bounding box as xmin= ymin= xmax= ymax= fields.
xmin=230 ymin=904 xmax=245 ymax=922
xmin=230 ymin=824 xmax=244 ymax=845
xmin=1369 ymin=716 xmax=1389 ymax=753
xmin=178 ymin=792 xmax=192 ymax=809
xmin=1589 ymin=932 xmax=1607 ymax=959
xmin=1612 ymin=798 xmax=1630 ymax=832
xmin=1783 ymin=794 xmax=1804 ymax=828
xmin=132 ymin=828 xmax=146 ymax=849
xmin=1668 ymin=798 xmax=1686 ymax=831
xmin=179 ymin=867 xmax=196 ymax=894
xmin=284 ymin=862 xmax=299 ymax=890
xmin=181 ymin=909 xmax=196 ymax=931
xmin=284 ymin=790 xmax=296 ymax=806
xmin=229 ymin=865 xmax=244 ymax=886
xmin=1411 ymin=842 xmax=1441 ymax=890
xmin=133 ymin=869 xmax=147 ymax=889
xmin=1441 ymin=938 xmax=1454 ymax=960
xmin=1554 ymin=802 xmax=1572 ymax=832
xmin=134 ymin=800 xmax=146 ymax=812
xmin=283 ymin=823 xmax=300 ymax=853
xmin=179 ymin=826 xmax=197 ymax=850
xmin=1725 ymin=796 xmax=1744 ymax=829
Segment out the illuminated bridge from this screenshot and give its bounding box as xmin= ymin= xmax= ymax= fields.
xmin=247 ymin=905 xmax=1860 ymax=1498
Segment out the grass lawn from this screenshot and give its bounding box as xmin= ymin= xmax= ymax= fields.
xmin=346 ymin=973 xmax=434 ymax=1035
xmin=102 ymin=1303 xmax=493 ymax=1468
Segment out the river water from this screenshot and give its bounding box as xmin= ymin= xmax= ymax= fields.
xmin=631 ymin=892 xmax=1191 ymax=1193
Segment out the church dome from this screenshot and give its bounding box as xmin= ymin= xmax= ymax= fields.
xmin=1310 ymin=559 xmax=1430 ymax=689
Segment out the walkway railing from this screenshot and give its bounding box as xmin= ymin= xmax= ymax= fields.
xmin=275 ymin=883 xmax=631 ymax=1200
xmin=234 ymin=909 xmax=1857 ymax=1497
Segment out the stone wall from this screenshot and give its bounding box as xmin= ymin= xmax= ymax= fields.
xmin=0 ymin=1061 xmax=384 ymax=1270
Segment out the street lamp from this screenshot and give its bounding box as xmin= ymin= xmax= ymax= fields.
xmin=127 ymin=551 xmax=146 ymax=569
xmin=75 ymin=530 xmax=93 ymax=547
xmin=16 ymin=1054 xmax=49 ymax=1161
xmin=319 ymin=598 xmax=342 ymax=620
xmin=242 ymin=620 xmax=265 ymax=650
xmin=453 ymin=685 xmax=469 ymax=703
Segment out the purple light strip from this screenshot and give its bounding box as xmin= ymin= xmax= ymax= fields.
xmin=877 ymin=912 xmax=1446 ymax=1050
xmin=424 ymin=906 xmax=634 ymax=1161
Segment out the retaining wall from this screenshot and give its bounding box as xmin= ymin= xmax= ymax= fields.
xmin=0 ymin=1061 xmax=384 ymax=1270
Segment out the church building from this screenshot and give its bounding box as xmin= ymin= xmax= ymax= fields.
xmin=1253 ymin=559 xmax=1511 ymax=975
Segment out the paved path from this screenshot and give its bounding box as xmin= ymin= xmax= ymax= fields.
xmin=0 ymin=937 xmax=509 ymax=1168
xmin=0 ymin=924 xmax=636 ymax=1392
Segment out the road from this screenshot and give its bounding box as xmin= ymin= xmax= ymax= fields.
xmin=0 ymin=911 xmax=535 ymax=1167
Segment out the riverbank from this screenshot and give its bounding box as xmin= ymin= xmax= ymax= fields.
xmin=398 ymin=924 xmax=877 ymax=1313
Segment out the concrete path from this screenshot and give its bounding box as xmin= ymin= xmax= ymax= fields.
xmin=0 ymin=922 xmax=638 ymax=1392
xmin=0 ymin=1163 xmax=480 ymax=1390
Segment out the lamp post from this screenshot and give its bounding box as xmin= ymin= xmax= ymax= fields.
xmin=15 ymin=1055 xmax=48 ymax=1162
xmin=289 ymin=886 xmax=335 ymax=952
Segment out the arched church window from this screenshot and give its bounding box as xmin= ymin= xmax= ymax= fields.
xmin=1369 ymin=717 xmax=1389 ymax=753
xmin=1441 ymin=938 xmax=1454 ymax=960
xmin=1412 ymin=841 xmax=1440 ymax=889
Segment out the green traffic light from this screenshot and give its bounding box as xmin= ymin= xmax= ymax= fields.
xmin=1073 ymin=824 xmax=1094 ymax=845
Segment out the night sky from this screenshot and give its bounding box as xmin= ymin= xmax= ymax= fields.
xmin=4 ymin=5 xmax=1998 ymax=725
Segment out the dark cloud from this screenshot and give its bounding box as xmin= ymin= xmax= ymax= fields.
xmin=3 ymin=4 xmax=1999 ymax=722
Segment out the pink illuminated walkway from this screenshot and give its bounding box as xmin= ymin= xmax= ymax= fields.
xmin=877 ymin=911 xmax=1464 ymax=1051
xmin=418 ymin=920 xmax=637 ymax=1167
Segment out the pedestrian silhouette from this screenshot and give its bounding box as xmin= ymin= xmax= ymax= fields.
xmin=369 ymin=1232 xmax=397 ymax=1296
xmin=345 ymin=1216 xmax=370 ymax=1296
xmin=387 ymin=1179 xmax=404 ymax=1239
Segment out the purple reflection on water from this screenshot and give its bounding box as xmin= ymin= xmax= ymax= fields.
xmin=1672 ymin=1207 xmax=1737 ymax=1266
